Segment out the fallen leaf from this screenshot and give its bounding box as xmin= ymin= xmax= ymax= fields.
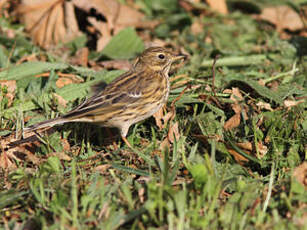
xmin=162 ymin=111 xmax=174 ymax=128
xmin=0 ymin=80 xmax=16 ymax=106
xmin=61 ymin=138 xmax=70 ymax=151
xmin=236 ymin=142 xmax=253 ymax=151
xmin=70 ymin=47 xmax=89 ymax=67
xmin=224 ymin=87 xmax=247 ymax=130
xmin=230 ymin=87 xmax=244 ymax=102
xmin=293 ymin=162 xmax=307 ymax=189
xmin=0 ymin=0 xmax=10 ymax=18
xmin=206 ymin=0 xmax=228 ymax=14
xmin=55 ymin=77 xmax=73 ymax=88
xmin=16 ymin=53 xmax=38 ymax=65
xmin=145 ymin=38 xmax=168 ymax=48
xmin=191 ymin=19 xmax=203 ymax=35
xmin=23 ymin=147 xmax=41 ymax=165
xmin=256 ymin=101 xmax=273 ymax=111
xmin=53 ymin=93 xmax=67 ymax=107
xmin=168 ymin=121 xmax=180 ymax=143
xmin=72 ymin=0 xmax=156 ymax=51
xmin=159 ymin=137 xmax=170 ymax=151
xmin=96 ymin=60 xmax=131 ymax=70
xmin=231 ymin=103 xmax=241 ymax=114
xmin=224 ymin=112 xmax=241 ymax=130
xmin=284 ymin=99 xmax=305 ymax=108
xmin=257 ymin=141 xmax=268 ymax=158
xmin=258 ymin=5 xmax=304 ymax=32
xmin=55 ymin=74 xmax=83 ymax=88
xmin=138 ymin=187 xmax=145 ymax=203
xmin=88 ymin=17 xmax=112 ymax=51
xmin=16 ymin=0 xmax=81 ymax=48
xmin=223 ymin=89 xmax=232 ymax=94
xmin=0 ymin=151 xmax=17 ymax=171
xmin=179 ymin=0 xmax=194 ymax=12
xmin=227 ymin=148 xmax=249 ymax=163
xmin=49 ymin=151 xmax=72 ymax=161
xmin=153 ymin=107 xmax=164 ymax=130
xmin=0 ymin=137 xmax=41 ymax=170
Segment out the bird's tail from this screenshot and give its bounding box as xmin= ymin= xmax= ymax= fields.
xmin=23 ymin=117 xmax=66 ymax=132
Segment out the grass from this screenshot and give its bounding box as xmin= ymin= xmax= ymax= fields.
xmin=0 ymin=0 xmax=307 ymax=229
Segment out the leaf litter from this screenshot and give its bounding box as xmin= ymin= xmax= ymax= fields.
xmin=0 ymin=0 xmax=306 ymax=229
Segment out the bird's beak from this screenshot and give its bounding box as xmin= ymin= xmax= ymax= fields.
xmin=172 ymin=54 xmax=188 ymax=62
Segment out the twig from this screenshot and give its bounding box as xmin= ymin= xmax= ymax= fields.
xmin=211 ymin=54 xmax=220 ymax=97
xmin=263 ymin=162 xmax=275 ymax=212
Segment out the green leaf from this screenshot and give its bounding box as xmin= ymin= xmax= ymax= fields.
xmin=0 ymin=45 xmax=8 ymax=68
xmin=0 ymin=190 xmax=29 ymax=209
xmin=0 ymin=34 xmax=33 ymax=51
xmin=189 ymin=164 xmax=208 ymax=188
xmin=2 ymin=70 xmax=123 ymax=118
xmin=111 ymin=163 xmax=149 ymax=177
xmin=201 ymin=55 xmax=267 ymax=67
xmin=0 ymin=62 xmax=68 ymax=81
xmin=101 ymin=27 xmax=144 ymax=59
xmin=227 ymin=76 xmax=283 ymax=105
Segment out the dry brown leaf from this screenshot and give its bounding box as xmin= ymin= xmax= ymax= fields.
xmin=236 ymin=142 xmax=253 ymax=151
xmin=88 ymin=17 xmax=112 ymax=51
xmin=230 ymin=87 xmax=244 ymax=102
xmin=224 ymin=113 xmax=241 ymax=130
xmin=284 ymin=99 xmax=305 ymax=108
xmin=223 ymin=87 xmax=247 ymax=130
xmin=72 ymin=0 xmax=156 ymax=51
xmin=258 ymin=79 xmax=266 ymax=86
xmin=0 ymin=151 xmax=17 ymax=171
xmin=256 ymin=101 xmax=273 ymax=111
xmin=162 ymin=112 xmax=174 ymax=128
xmin=145 ymin=39 xmax=168 ymax=48
xmin=55 ymin=74 xmax=83 ymax=88
xmin=56 ymin=78 xmax=73 ymax=88
xmin=0 ymin=137 xmax=40 ymax=170
xmin=61 ymin=138 xmax=70 ymax=151
xmin=49 ymin=151 xmax=71 ymax=161
xmin=160 ymin=137 xmax=170 ymax=151
xmin=257 ymin=141 xmax=268 ymax=158
xmin=23 ymin=148 xmax=41 ymax=165
xmin=206 ymin=0 xmax=228 ymax=14
xmin=70 ymin=47 xmax=89 ymax=66
xmin=223 ymin=89 xmax=232 ymax=94
xmin=231 ymin=103 xmax=241 ymax=114
xmin=16 ymin=53 xmax=38 ymax=65
xmin=168 ymin=121 xmax=180 ymax=143
xmin=293 ymin=162 xmax=307 ymax=190
xmin=94 ymin=164 xmax=111 ymax=173
xmin=138 ymin=187 xmax=145 ymax=203
xmin=0 ymin=0 xmax=10 ymax=18
xmin=153 ymin=107 xmax=164 ymax=130
xmin=191 ymin=19 xmax=203 ymax=35
xmin=0 ymin=80 xmax=16 ymax=106
xmin=259 ymin=5 xmax=304 ymax=32
xmin=16 ymin=0 xmax=81 ymax=48
xmin=96 ymin=60 xmax=131 ymax=70
xmin=53 ymin=93 xmax=67 ymax=107
xmin=227 ymin=148 xmax=249 ymax=163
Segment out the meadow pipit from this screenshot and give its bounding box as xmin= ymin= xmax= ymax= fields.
xmin=24 ymin=47 xmax=186 ymax=147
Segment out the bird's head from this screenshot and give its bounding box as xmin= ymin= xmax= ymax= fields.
xmin=133 ymin=47 xmax=187 ymax=73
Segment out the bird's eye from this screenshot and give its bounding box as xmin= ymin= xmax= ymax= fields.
xmin=158 ymin=54 xmax=165 ymax=59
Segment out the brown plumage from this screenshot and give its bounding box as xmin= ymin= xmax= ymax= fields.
xmin=24 ymin=47 xmax=186 ymax=147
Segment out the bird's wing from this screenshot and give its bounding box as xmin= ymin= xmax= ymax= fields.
xmin=62 ymin=70 xmax=152 ymax=121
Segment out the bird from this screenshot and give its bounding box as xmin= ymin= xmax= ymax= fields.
xmin=23 ymin=47 xmax=187 ymax=148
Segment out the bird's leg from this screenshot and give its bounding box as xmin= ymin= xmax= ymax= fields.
xmin=105 ymin=128 xmax=119 ymax=150
xmin=121 ymin=136 xmax=133 ymax=149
